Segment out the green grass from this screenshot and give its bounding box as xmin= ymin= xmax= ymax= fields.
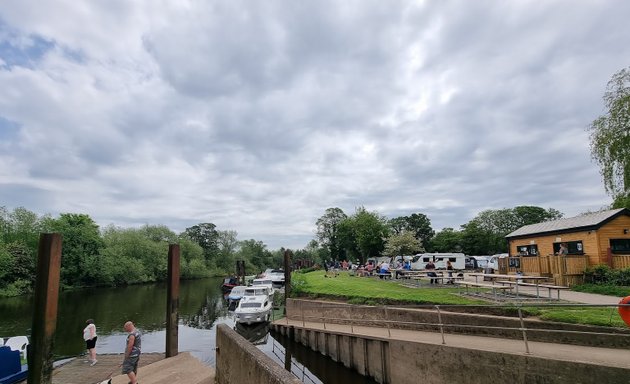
xmin=572 ymin=283 xmax=630 ymax=297
xmin=292 ymin=270 xmax=484 ymax=305
xmin=290 ymin=270 xmax=630 ymax=328
xmin=537 ymin=307 xmax=626 ymax=327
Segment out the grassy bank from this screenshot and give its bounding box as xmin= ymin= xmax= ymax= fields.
xmin=291 ymin=270 xmax=628 ymax=327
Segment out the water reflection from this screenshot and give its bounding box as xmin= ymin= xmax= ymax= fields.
xmin=233 ymin=322 xmax=270 ymax=345
xmin=0 ymin=278 xmax=377 ymax=383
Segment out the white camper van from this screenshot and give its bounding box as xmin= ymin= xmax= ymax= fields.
xmin=410 ymin=253 xmax=466 ymax=270
xmin=486 ymin=253 xmax=508 ymax=272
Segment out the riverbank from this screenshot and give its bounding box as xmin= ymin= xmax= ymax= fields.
xmin=291 ymin=270 xmax=628 ymax=327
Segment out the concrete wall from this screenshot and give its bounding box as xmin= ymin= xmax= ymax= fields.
xmin=216 ymin=324 xmax=301 ymax=384
xmin=274 ymin=324 xmax=629 ymax=384
xmin=287 ymin=299 xmax=630 ymax=348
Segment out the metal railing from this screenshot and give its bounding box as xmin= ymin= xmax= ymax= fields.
xmin=269 ymin=339 xmax=318 ymax=384
xmin=285 ymin=301 xmax=630 ymax=355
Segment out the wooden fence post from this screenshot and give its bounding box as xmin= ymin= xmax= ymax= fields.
xmin=166 ymin=244 xmax=180 ymax=357
xmin=28 ymin=233 xmax=63 ymax=384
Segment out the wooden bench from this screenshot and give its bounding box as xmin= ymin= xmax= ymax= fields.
xmin=455 ymin=281 xmax=511 ymax=300
xmin=496 ymin=280 xmax=569 ymax=300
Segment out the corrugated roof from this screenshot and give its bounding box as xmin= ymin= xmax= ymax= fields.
xmin=506 ymin=208 xmax=627 ymax=238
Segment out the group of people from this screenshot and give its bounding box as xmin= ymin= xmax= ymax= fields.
xmin=82 ymin=319 xmax=142 ymax=384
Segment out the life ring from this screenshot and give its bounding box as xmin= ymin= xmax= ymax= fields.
xmin=618 ymin=296 xmax=630 ymax=327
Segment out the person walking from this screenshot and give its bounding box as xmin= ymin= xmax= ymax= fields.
xmin=121 ymin=321 xmax=142 ymax=384
xmin=83 ymin=319 xmax=98 ymax=366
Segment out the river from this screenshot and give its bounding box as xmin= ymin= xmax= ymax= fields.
xmin=0 ymin=277 xmax=376 ymax=384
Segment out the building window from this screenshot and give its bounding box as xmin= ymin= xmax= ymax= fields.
xmin=552 ymin=241 xmax=584 ymax=255
xmin=610 ymin=239 xmax=630 ymax=254
xmin=516 ymin=244 xmax=538 ymax=256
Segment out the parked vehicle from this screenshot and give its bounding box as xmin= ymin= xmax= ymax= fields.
xmin=487 ymin=253 xmax=509 ymax=272
xmin=234 ymin=287 xmax=273 ymax=324
xmin=410 ymin=253 xmax=466 ymax=270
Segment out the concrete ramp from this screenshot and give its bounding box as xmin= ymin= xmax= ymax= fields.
xmin=111 ymin=353 xmax=214 ymax=384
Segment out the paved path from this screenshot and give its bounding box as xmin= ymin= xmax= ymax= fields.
xmin=48 ymin=352 xmax=214 ymax=384
xmin=458 ymin=273 xmax=624 ymax=304
xmin=52 ymin=353 xmax=163 ymax=384
xmin=278 ymin=318 xmax=630 ymax=369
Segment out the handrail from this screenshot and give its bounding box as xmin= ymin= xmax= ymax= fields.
xmin=282 ymin=301 xmax=630 ymax=355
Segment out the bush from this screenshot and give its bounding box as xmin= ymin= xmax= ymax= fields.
xmin=294 ymin=266 xmax=319 ymax=274
xmin=584 ymin=264 xmax=630 ymax=286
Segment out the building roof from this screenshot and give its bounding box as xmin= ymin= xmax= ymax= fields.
xmin=506 ymin=208 xmax=630 ymax=239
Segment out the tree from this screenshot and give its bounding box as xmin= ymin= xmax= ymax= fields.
xmin=383 ymin=230 xmax=423 ymax=257
xmin=389 ymin=213 xmax=435 ymax=248
xmin=46 ymin=213 xmax=104 ymax=286
xmin=184 ymin=223 xmax=220 ymax=265
xmin=350 ymin=207 xmax=389 ymax=261
xmin=429 ymin=228 xmax=463 ymax=252
xmin=216 ymin=230 xmax=239 ymax=271
xmin=588 ymin=66 xmax=630 ymax=201
xmin=315 ymin=208 xmax=347 ymax=261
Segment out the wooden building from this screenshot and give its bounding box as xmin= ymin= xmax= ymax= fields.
xmin=504 ymin=208 xmax=630 ymax=285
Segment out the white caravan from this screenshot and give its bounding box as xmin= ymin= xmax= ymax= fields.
xmin=410 ymin=253 xmax=466 ymax=270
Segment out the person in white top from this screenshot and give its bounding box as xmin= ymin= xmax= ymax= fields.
xmin=83 ymin=319 xmax=98 ymax=366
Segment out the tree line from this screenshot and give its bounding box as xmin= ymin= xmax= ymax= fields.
xmin=0 ymin=206 xmax=308 ymax=297
xmin=314 ymin=205 xmax=563 ymax=263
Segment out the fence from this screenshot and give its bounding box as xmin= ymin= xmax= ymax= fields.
xmin=499 ymin=254 xmax=589 ymax=286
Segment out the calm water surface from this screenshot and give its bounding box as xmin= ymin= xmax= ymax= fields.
xmin=0 ymin=277 xmax=375 ymax=384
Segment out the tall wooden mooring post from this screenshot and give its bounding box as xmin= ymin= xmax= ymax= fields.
xmin=27 ymin=233 xmax=62 ymax=384
xmin=165 ymin=244 xmax=180 ymax=357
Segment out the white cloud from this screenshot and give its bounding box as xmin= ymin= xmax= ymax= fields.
xmin=0 ymin=1 xmax=627 ymax=249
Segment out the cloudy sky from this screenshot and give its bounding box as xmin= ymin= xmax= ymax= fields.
xmin=0 ymin=1 xmax=628 ymax=249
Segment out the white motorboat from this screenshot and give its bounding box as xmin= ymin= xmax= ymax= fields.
xmin=234 ymin=287 xmax=273 ymax=324
xmin=227 ymin=285 xmax=247 ymax=311
xmin=251 ymin=278 xmax=275 ymax=296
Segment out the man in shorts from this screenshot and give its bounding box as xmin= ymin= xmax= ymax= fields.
xmin=121 ymin=321 xmax=141 ymax=384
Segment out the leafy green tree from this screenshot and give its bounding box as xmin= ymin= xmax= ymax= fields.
xmin=183 ymin=223 xmax=220 ymax=265
xmin=350 ymin=207 xmax=389 ymax=261
xmin=238 ymin=239 xmax=270 ymax=274
xmin=588 ymin=66 xmax=630 ymax=201
xmin=315 ymin=208 xmax=347 ymax=261
xmin=383 ymin=230 xmax=423 ymax=257
xmin=216 ymin=230 xmax=239 ymax=272
xmin=389 ymin=213 xmax=435 ymax=248
xmin=46 ymin=213 xmax=104 ymax=286
xmin=336 ymin=219 xmax=360 ymax=262
xmin=429 ymin=228 xmax=463 ymax=252
xmin=460 ymin=220 xmax=502 ymax=255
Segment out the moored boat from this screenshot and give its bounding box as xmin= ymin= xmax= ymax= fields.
xmin=227 ymin=285 xmax=247 ymax=311
xmin=234 ymin=287 xmax=273 ymax=324
xmin=0 ymin=336 xmax=28 ymax=384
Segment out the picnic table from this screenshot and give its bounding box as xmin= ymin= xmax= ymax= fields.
xmin=467 ymin=273 xmax=567 ymax=299
xmin=404 ymin=271 xmax=464 ymax=286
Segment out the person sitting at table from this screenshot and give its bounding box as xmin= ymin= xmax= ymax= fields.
xmin=404 ymin=260 xmax=412 ymax=270
xmin=379 ymin=261 xmax=390 ymax=278
xmin=425 ymin=260 xmax=438 ymax=284
xmin=366 ymin=262 xmax=374 ymax=276
xmin=446 ymin=260 xmax=454 ymax=284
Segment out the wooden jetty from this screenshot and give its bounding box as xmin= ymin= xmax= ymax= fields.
xmin=34 ymin=352 xmax=214 ymax=384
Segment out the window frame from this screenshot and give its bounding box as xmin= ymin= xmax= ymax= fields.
xmin=516 ymin=244 xmax=538 ymax=256
xmin=552 ymin=241 xmax=584 ymax=255
xmin=610 ymin=239 xmax=630 ymax=254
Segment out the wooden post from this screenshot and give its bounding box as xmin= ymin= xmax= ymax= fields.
xmin=284 ymin=250 xmax=291 ymax=298
xmin=166 ymin=244 xmax=180 ymax=357
xmin=28 ymin=233 xmax=62 ymax=384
